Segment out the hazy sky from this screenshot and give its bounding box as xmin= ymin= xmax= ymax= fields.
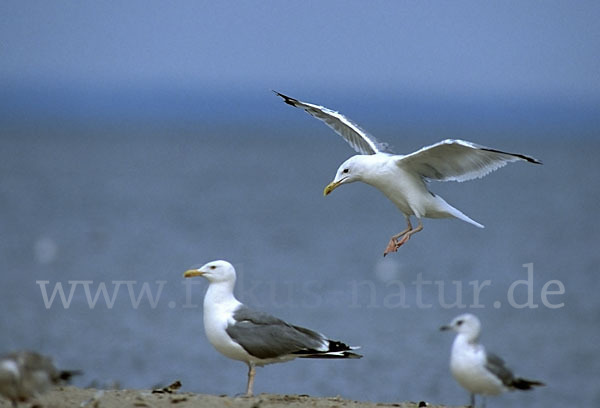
xmin=1 ymin=1 xmax=599 ymax=100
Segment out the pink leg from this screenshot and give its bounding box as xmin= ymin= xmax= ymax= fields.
xmin=383 ymin=218 xmax=423 ymax=256
xmin=245 ymin=363 xmax=256 ymax=396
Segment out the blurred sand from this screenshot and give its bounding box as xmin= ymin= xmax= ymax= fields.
xmin=0 ymin=386 xmax=459 ymax=408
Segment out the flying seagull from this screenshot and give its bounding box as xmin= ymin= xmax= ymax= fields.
xmin=275 ymin=91 xmax=541 ymax=256
xmin=440 ymin=314 xmax=544 ymax=407
xmin=183 ymin=260 xmax=362 ymax=396
xmin=0 ymin=350 xmax=80 ymax=407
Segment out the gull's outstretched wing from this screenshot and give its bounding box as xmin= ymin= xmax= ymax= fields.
xmin=396 ymin=139 xmax=541 ymax=182
xmin=274 ymin=91 xmax=388 ymax=155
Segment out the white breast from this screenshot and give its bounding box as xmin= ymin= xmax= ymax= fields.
xmin=363 ymin=158 xmax=432 ymax=218
xmin=203 ymin=290 xmax=251 ymax=363
xmin=450 ymin=340 xmax=505 ymax=396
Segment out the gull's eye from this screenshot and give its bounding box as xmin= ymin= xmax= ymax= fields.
xmin=209 ymin=265 xmax=217 ymax=270
xmin=342 ymin=168 xmax=349 ymax=174
xmin=456 ymin=320 xmax=464 ymax=326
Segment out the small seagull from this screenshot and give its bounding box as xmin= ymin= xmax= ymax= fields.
xmin=183 ymin=260 xmax=362 ymax=396
xmin=275 ymin=92 xmax=541 ymax=256
xmin=440 ymin=314 xmax=544 ymax=407
xmin=0 ymin=350 xmax=81 ymax=407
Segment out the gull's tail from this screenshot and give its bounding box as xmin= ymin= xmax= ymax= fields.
xmin=435 ymin=196 xmax=484 ymax=228
xmin=449 ymin=207 xmax=484 ymax=229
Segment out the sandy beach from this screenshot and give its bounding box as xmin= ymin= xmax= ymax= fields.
xmin=0 ymin=386 xmax=460 ymax=408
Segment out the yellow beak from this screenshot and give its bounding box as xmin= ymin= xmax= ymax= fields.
xmin=323 ymin=180 xmax=343 ymax=196
xmin=183 ymin=269 xmax=204 ymax=278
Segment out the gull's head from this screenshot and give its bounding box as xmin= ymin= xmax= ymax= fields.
xmin=184 ymin=260 xmax=236 ymax=284
xmin=324 ymin=156 xmax=367 ymax=196
xmin=440 ymin=313 xmax=481 ymax=340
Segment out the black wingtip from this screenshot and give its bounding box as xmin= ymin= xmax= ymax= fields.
xmin=521 ymin=155 xmax=543 ymax=165
xmin=513 ymin=153 xmax=542 ymax=165
xmin=272 ymin=90 xmax=299 ymax=107
xmin=327 ymin=339 xmax=353 ymax=353
xmin=292 ymin=339 xmax=363 ymax=359
xmin=480 ymin=147 xmax=543 ymax=165
xmin=512 ymin=377 xmax=545 ymax=390
xmin=328 ymin=340 xmax=363 ymax=358
xmin=294 ymin=350 xmax=363 ymax=359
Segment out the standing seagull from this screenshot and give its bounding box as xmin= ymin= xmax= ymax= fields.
xmin=440 ymin=314 xmax=544 ymax=407
xmin=275 ymin=92 xmax=541 ymax=256
xmin=184 ymin=260 xmax=361 ymax=396
xmin=0 ymin=351 xmax=80 ymax=407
